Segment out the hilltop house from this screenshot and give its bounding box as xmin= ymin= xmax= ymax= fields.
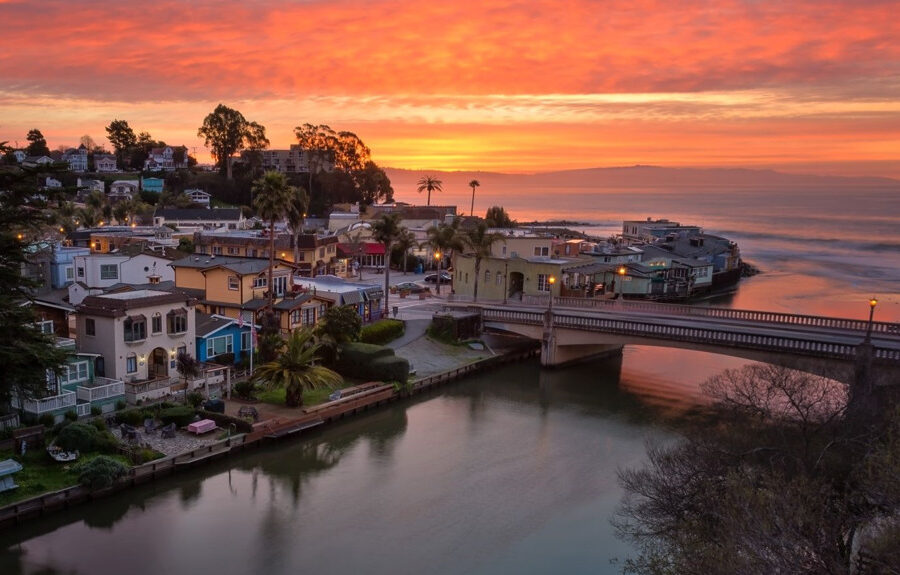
xmin=94 ymin=154 xmax=117 ymax=172
xmin=62 ymin=146 xmax=88 ymax=172
xmin=109 ymin=180 xmax=139 ymax=201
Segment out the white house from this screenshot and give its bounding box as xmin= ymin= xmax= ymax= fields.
xmin=185 ymin=189 xmax=211 ymax=206
xmin=68 ymin=252 xmax=177 ymax=304
xmin=154 ymin=208 xmax=245 ymax=231
xmin=76 ymin=290 xmax=198 ymax=403
xmin=109 ymin=180 xmax=139 ymax=201
xmin=62 ymin=146 xmax=88 ymax=172
xmin=95 ymin=154 xmax=117 ymax=172
xmin=144 ymin=146 xmax=186 ymax=171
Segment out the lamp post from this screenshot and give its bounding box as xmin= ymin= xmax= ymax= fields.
xmin=617 ymin=265 xmax=627 ymax=301
xmin=503 ymin=261 xmax=509 ymax=305
xmin=865 ymin=296 xmax=878 ymax=342
xmin=434 ymin=251 xmax=442 ymax=295
xmin=548 ymin=275 xmax=556 ymax=313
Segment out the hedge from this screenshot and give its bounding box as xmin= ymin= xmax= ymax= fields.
xmin=56 ymin=422 xmax=119 ymax=453
xmin=336 ymin=342 xmax=410 ymax=382
xmin=158 ymin=406 xmax=197 ymax=427
xmin=360 ymin=319 xmax=405 ymax=345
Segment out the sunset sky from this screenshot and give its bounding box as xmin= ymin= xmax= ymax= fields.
xmin=2 ymin=0 xmax=899 ymax=177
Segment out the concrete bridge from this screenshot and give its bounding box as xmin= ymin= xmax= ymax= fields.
xmin=447 ymin=297 xmax=900 ymax=386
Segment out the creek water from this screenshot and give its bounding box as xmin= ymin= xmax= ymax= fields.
xmin=2 ymin=186 xmax=899 ymax=574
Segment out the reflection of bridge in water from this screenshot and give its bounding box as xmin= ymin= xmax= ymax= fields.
xmin=448 ymin=298 xmax=900 ymax=386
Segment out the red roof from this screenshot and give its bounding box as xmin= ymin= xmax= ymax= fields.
xmin=338 ymin=242 xmax=385 ymax=256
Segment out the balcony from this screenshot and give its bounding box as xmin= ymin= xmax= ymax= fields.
xmin=76 ymin=377 xmax=125 ymax=403
xmin=11 ymin=391 xmax=76 ymax=415
xmin=124 ymin=376 xmax=177 ymax=405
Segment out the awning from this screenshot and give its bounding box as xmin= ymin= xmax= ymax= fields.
xmin=340 ymin=291 xmax=364 ymax=305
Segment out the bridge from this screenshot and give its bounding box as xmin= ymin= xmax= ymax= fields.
xmin=445 ymin=297 xmax=900 ymax=386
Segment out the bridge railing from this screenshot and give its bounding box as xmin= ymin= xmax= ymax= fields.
xmin=548 ymin=297 xmax=900 ymax=335
xmin=481 ymin=307 xmax=900 ymax=364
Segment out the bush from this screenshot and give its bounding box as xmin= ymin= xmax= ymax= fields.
xmin=74 ymin=456 xmax=128 ymax=490
xmin=369 ymin=356 xmax=410 ymax=383
xmin=360 ymin=319 xmax=405 ymax=345
xmin=115 ymin=409 xmax=146 ymax=426
xmin=337 ymin=342 xmax=395 ymax=369
xmin=186 ymin=392 xmax=204 ymax=408
xmin=115 ymin=400 xmax=126 ymax=411
xmin=233 ymin=381 xmax=256 ymax=400
xmin=56 ymin=422 xmax=99 ymax=452
xmin=64 ymin=410 xmax=78 ymax=421
xmin=90 ymin=418 xmax=107 ymax=432
xmin=158 ymin=406 xmax=196 ymax=427
xmin=336 ymin=342 xmax=409 ymax=382
xmin=130 ymin=447 xmax=164 ymax=465
xmin=38 ymin=413 xmax=55 ymax=428
xmin=197 ymin=410 xmax=253 ymax=434
xmin=90 ymin=406 xmax=102 ymax=416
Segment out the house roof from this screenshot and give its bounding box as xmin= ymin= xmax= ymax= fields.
xmin=79 ymin=290 xmax=196 ymax=317
xmin=154 ymin=208 xmax=241 ymax=221
xmin=170 ymin=255 xmax=295 ymax=274
xmin=195 ymin=313 xmax=240 ymax=338
xmin=273 ymin=294 xmax=317 ymax=310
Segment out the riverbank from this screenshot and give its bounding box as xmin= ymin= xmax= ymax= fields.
xmin=0 ymin=328 xmax=538 ymax=530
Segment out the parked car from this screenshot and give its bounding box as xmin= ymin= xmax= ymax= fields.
xmin=392 ymin=281 xmax=427 ymax=293
xmin=423 ymin=271 xmax=452 ymax=283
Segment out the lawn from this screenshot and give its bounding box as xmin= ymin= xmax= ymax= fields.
xmin=0 ymin=449 xmax=131 ymax=506
xmin=256 ymin=380 xmax=363 ymax=408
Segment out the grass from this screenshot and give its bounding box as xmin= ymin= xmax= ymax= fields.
xmin=0 ymin=449 xmax=131 ymax=506
xmin=255 ymin=380 xmax=363 ymax=408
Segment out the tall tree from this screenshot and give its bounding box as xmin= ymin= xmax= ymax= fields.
xmin=199 ymin=104 xmax=266 ymax=179
xmin=105 ymin=120 xmax=137 ymax=169
xmin=0 ymin=166 xmax=68 ymax=408
xmin=25 ymin=129 xmax=50 ymax=157
xmin=425 ymin=219 xmax=463 ymax=295
xmin=484 ymin=205 xmax=515 ymax=228
xmin=460 ymin=221 xmax=505 ymax=302
xmin=253 ymin=171 xmax=296 ymax=306
xmin=356 ymin=161 xmax=394 ymax=205
xmin=252 ymin=328 xmax=342 ymax=407
xmin=416 ymin=175 xmax=443 ymax=206
xmin=285 ymin=185 xmax=310 ymax=264
xmin=371 ymin=212 xmax=403 ymax=317
xmin=468 ymin=179 xmax=480 ymax=217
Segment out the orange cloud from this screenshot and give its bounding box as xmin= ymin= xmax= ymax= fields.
xmin=0 ymin=0 xmax=898 ymax=176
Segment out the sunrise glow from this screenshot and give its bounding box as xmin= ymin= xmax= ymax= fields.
xmin=2 ymin=0 xmax=899 ymax=176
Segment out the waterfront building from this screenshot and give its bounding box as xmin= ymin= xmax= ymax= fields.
xmin=622 ymin=218 xmax=702 ymax=242
xmin=192 ymin=229 xmax=338 ymax=276
xmin=450 ymin=253 xmax=577 ymax=302
xmin=10 ymin=335 xmax=125 ymax=422
xmin=76 ymin=290 xmax=198 ymax=403
xmin=293 ymin=275 xmax=384 ymax=322
xmin=67 ymin=249 xmax=178 ymax=305
xmin=195 ymin=313 xmax=253 ymax=365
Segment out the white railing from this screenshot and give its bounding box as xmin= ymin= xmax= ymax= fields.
xmin=76 ymin=377 xmax=125 ymax=402
xmin=124 ymin=376 xmax=176 ymax=405
xmin=11 ymin=391 xmax=76 ymax=414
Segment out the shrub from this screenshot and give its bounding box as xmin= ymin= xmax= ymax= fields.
xmin=38 ymin=413 xmax=55 ymax=428
xmin=56 ymin=422 xmax=99 ymax=452
xmin=115 ymin=400 xmax=126 ymax=411
xmin=336 ymin=342 xmax=409 ymax=382
xmin=337 ymin=342 xmax=395 ymax=369
xmin=90 ymin=406 xmax=102 ymax=416
xmin=64 ymin=410 xmax=78 ymax=422
xmin=130 ymin=447 xmax=164 ymax=465
xmin=360 ymin=319 xmax=405 ymax=345
xmin=186 ymin=392 xmax=204 ymax=408
xmin=90 ymin=418 xmax=107 ymax=432
xmin=233 ymin=381 xmax=256 ymax=400
xmin=74 ymin=456 xmax=128 ymax=490
xmin=369 ymin=356 xmax=410 ymax=383
xmin=197 ymin=410 xmax=253 ymax=434
xmin=115 ymin=409 xmax=145 ymax=426
xmin=159 ymin=406 xmax=196 ymax=427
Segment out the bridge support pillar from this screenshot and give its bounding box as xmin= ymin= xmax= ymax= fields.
xmin=540 ymin=323 xmax=622 ymax=368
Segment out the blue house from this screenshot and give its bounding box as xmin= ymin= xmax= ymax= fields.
xmin=50 ymin=242 xmax=91 ymax=289
xmin=141 ymin=177 xmax=164 ymax=194
xmin=195 ymin=313 xmax=253 ymax=365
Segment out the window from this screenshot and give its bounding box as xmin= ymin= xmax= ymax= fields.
xmin=85 ymin=318 xmax=95 ymax=336
xmin=212 ymin=246 xmax=223 ymax=255
xmin=303 ymin=307 xmax=316 ymax=326
xmin=177 ymin=345 xmax=186 ymax=359
xmin=207 ymin=334 xmax=233 ymax=358
xmin=65 ymin=266 xmax=74 ymax=281
xmin=501 ymin=246 xmax=507 ymax=256
xmin=123 ymin=316 xmax=146 ymax=342
xmin=496 ymin=272 xmax=503 ymax=286
xmin=167 ymin=309 xmax=187 ymax=334
xmin=100 ymin=264 xmax=118 ymax=280
xmin=227 ymin=247 xmax=238 ymax=255
xmin=63 ymin=361 xmax=89 ymax=384
xmin=77 ymin=266 xmax=85 ymax=278
xmin=290 ymin=309 xmax=301 ymax=325
xmin=533 ymin=246 xmax=549 ymax=257
xmin=37 ymin=320 xmax=54 ymax=334
xmin=485 ymin=270 xmax=491 ymax=284
xmin=228 ymin=275 xmax=239 ymax=290
xmin=126 ymin=354 xmax=137 ymax=374
xmin=537 ymin=274 xmax=551 ymax=292
xmin=272 ymin=276 xmax=287 ymax=296
xmin=241 ymin=331 xmax=252 ymax=351
xmin=319 ymin=304 xmax=327 ymax=317
xmin=318 ymin=248 xmax=325 ymax=259
xmin=151 ymin=312 xmax=162 ymax=334
xmin=253 ymin=276 xmax=267 ymax=288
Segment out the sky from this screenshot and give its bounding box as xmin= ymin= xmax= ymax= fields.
xmin=1 ymin=0 xmax=899 ymax=177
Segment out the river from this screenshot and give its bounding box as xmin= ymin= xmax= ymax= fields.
xmin=2 ymin=186 xmax=899 ymax=574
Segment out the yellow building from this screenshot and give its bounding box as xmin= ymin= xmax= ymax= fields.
xmin=451 ymin=253 xmax=584 ymax=302
xmin=193 ymin=231 xmax=338 ymax=276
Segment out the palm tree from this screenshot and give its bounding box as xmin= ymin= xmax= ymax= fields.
xmin=371 ymin=212 xmax=403 ymax=317
xmin=285 ymin=185 xmax=310 ymax=264
xmin=252 ymin=328 xmax=342 ymax=408
xmin=425 ymin=219 xmax=463 ymax=296
xmin=416 ymin=175 xmax=443 ymax=206
xmin=468 ymin=179 xmax=480 ymax=216
xmin=461 ymin=221 xmax=505 ymax=302
xmin=253 ymin=171 xmax=297 ymax=306
xmin=394 ymin=227 xmax=418 ymax=275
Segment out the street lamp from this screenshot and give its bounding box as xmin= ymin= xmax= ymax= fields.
xmin=865 ymin=296 xmax=878 ymax=342
xmin=434 ymin=251 xmax=442 ymax=295
xmin=617 ymin=265 xmax=627 ymax=301
xmin=548 ymin=275 xmax=556 ymax=313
